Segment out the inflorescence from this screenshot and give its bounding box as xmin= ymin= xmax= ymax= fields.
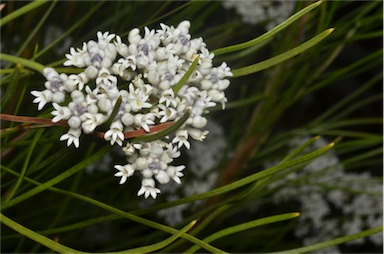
xmin=31 ymin=21 xmax=232 ymax=199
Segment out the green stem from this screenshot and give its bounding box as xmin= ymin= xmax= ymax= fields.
xmin=0 ymin=53 xmax=45 ymax=74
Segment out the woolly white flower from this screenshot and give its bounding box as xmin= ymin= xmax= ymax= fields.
xmin=96 ymin=68 xmax=117 ymax=89
xmin=159 ymin=89 xmax=177 ymax=107
xmin=51 ymin=103 xmax=71 ymax=123
xmin=137 ymin=178 xmax=161 ymax=199
xmin=134 ymin=113 xmax=155 ymax=132
xmin=31 ymin=90 xmax=52 ymax=110
xmin=60 ymin=128 xmax=81 ymax=148
xmin=167 ymin=165 xmax=185 ymax=184
xmin=82 ymin=112 xmax=105 ymax=134
xmin=114 ymin=164 xmax=135 ymax=184
xmin=64 ymin=43 xmax=88 ymax=67
xmin=104 ymin=121 xmax=124 ymax=146
xmin=158 ymin=104 xmax=177 ymax=123
xmin=128 ymin=83 xmax=152 ymax=112
xmin=172 ymin=129 xmax=190 ymax=149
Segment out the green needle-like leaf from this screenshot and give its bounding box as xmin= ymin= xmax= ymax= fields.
xmin=1 ymin=146 xmax=111 ymax=210
xmin=104 ymin=95 xmax=122 ymax=128
xmin=231 ymin=28 xmax=335 ymax=77
xmin=172 ymin=55 xmax=200 ymax=94
xmin=0 ymin=213 xmax=83 ymax=253
xmin=122 ymin=220 xmax=197 ymax=253
xmin=273 ymin=226 xmax=383 ymax=253
xmin=212 ymin=1 xmax=323 ymax=56
xmin=186 ymin=212 xmax=300 ymax=253
xmin=1 ymin=167 xmax=226 ymax=254
xmin=0 ymin=0 xmax=48 ymax=27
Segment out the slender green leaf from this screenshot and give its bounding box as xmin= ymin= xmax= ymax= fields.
xmin=0 ymin=214 xmax=83 ymax=253
xmin=231 ymin=28 xmax=334 ymax=77
xmin=186 ymin=212 xmax=300 ymax=253
xmin=1 ymin=145 xmax=111 ymax=210
xmin=35 ymin=1 xmax=104 ymax=59
xmin=212 ymin=1 xmax=323 ymax=56
xmin=0 ymin=166 xmax=226 ymax=254
xmin=172 ymin=55 xmax=200 ymax=94
xmin=132 ymin=142 xmax=335 ymax=215
xmin=104 ymin=96 xmax=122 ymax=128
xmin=15 ymin=1 xmax=57 ymax=58
xmin=121 ymin=220 xmax=197 ymax=253
xmin=280 ymin=135 xmax=320 ymax=163
xmin=0 ymin=1 xmax=48 ymax=27
xmin=273 ymin=226 xmax=383 ymax=253
xmin=3 ymin=129 xmax=44 ymax=203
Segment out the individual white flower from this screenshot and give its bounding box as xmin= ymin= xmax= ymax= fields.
xmin=97 ymin=31 xmax=115 ymax=49
xmin=60 ymin=128 xmax=81 ymax=148
xmin=81 ymin=112 xmax=105 ymax=134
xmin=159 ymin=88 xmax=177 ymax=107
xmin=137 ymin=178 xmax=161 ymax=199
xmin=158 ymin=104 xmax=177 ymax=123
xmin=188 ymin=128 xmax=209 ymax=141
xmin=31 ymin=90 xmax=52 ymax=110
xmin=104 ymin=121 xmax=124 ymax=146
xmin=155 ymin=170 xmax=171 ymax=184
xmin=172 ymin=129 xmax=190 ymax=149
xmin=128 ymin=83 xmax=152 ymax=112
xmin=84 ymin=65 xmax=99 ymax=79
xmin=191 ymin=115 xmax=207 ymax=128
xmin=166 ymin=143 xmax=181 ymax=159
xmin=97 ymin=98 xmax=113 ymax=113
xmin=114 ymin=35 xmax=129 ymax=57
xmin=67 ymin=115 xmax=82 ymax=129
xmin=134 ymin=113 xmax=155 ymax=132
xmin=96 ymin=68 xmax=117 ymax=89
xmin=121 ymin=112 xmax=134 ymax=126
xmin=114 ymin=164 xmax=135 ymax=184
xmin=123 ymin=142 xmax=137 ymax=156
xmin=167 ymin=165 xmax=185 ymax=184
xmin=135 ymin=157 xmax=149 ymax=170
xmin=51 ymin=103 xmax=71 ymax=123
xmin=64 ymin=43 xmax=87 ymax=67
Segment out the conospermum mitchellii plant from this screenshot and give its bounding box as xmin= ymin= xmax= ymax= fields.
xmin=31 ymin=20 xmax=232 ymax=199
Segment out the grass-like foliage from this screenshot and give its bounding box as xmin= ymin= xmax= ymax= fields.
xmin=1 ymin=1 xmax=382 ymax=253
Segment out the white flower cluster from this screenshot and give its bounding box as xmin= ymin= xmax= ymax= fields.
xmin=266 ymin=137 xmax=383 ymax=252
xmin=222 ymin=0 xmax=296 ymax=30
xmin=31 ymin=21 xmax=232 ymax=199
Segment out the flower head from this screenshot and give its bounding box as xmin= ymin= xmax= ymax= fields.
xmin=31 ymin=21 xmax=231 ymax=199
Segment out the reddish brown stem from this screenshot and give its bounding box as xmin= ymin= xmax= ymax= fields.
xmin=0 ymin=113 xmax=174 ymax=139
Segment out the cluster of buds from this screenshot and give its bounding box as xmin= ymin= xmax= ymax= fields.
xmin=31 ymin=21 xmax=232 ymax=198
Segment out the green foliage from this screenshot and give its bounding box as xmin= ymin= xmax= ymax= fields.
xmin=1 ymin=1 xmax=382 ymax=253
